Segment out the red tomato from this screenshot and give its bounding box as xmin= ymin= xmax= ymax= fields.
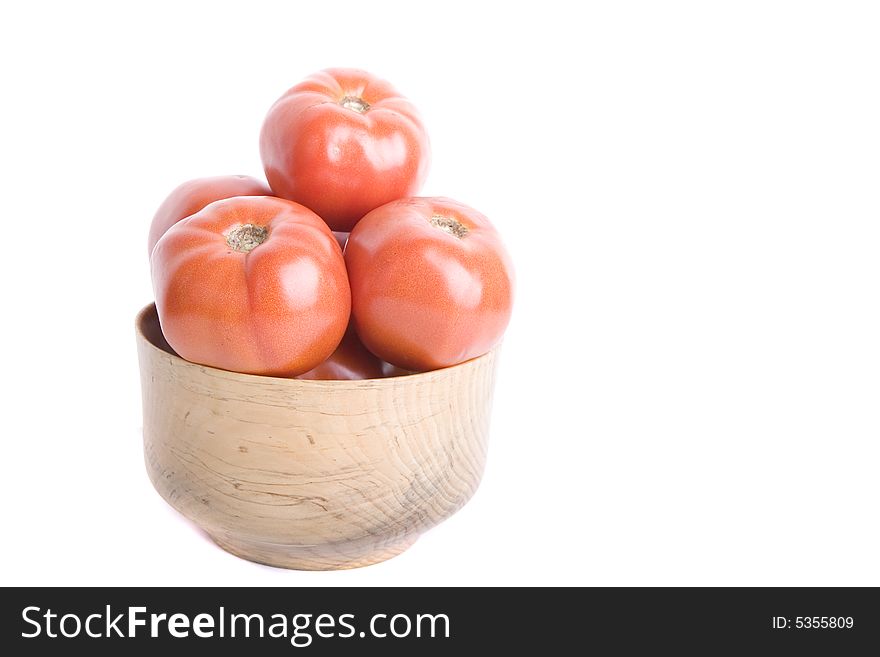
xmin=345 ymin=197 xmax=514 ymax=371
xmin=381 ymin=362 xmax=412 ymax=378
xmin=152 ymin=196 xmax=350 ymax=377
xmin=295 ymin=324 xmax=384 ymax=380
xmin=260 ymin=68 xmax=430 ymax=232
xmin=332 ymin=231 xmax=349 ymax=252
xmin=296 ymin=322 xmax=411 ymax=380
xmin=147 ymin=175 xmax=271 ymax=256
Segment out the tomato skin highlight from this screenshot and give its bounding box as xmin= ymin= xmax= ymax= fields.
xmin=151 ymin=196 xmax=351 ymax=377
xmin=344 ymin=197 xmax=514 ymax=371
xmin=260 ymin=68 xmax=430 ymax=232
xmin=332 ymin=231 xmax=349 ymax=252
xmin=148 ymin=175 xmax=271 ymax=256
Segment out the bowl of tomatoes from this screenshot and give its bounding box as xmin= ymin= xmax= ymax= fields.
xmin=138 ymin=68 xmax=514 ymax=569
xmin=137 ymin=303 xmax=499 ymax=570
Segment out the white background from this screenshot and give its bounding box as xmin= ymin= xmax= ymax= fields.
xmin=1 ymin=0 xmax=878 ymax=586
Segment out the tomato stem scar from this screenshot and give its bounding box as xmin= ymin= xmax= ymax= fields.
xmin=226 ymin=224 xmax=268 ymax=252
xmin=429 ymin=214 xmax=469 ymax=239
xmin=339 ymin=96 xmax=370 ymax=113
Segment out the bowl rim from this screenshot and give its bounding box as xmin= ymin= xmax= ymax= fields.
xmin=136 ymin=302 xmax=497 ymax=387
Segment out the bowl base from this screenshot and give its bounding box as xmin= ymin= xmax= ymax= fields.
xmin=207 ymin=533 xmax=419 ymax=571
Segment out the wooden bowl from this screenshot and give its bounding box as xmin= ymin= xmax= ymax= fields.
xmin=135 ymin=304 xmax=497 ymax=570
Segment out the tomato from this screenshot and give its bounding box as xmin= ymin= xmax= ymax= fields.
xmin=345 ymin=197 xmax=514 ymax=371
xmin=295 ymin=324 xmax=383 ymax=380
xmin=147 ymin=175 xmax=271 ymax=256
xmin=381 ymin=362 xmax=412 ymax=378
xmin=151 ymin=196 xmax=350 ymax=377
xmin=259 ymin=68 xmax=430 ymax=232
xmin=332 ymin=231 xmax=349 ymax=252
xmin=296 ymin=322 xmax=411 ymax=380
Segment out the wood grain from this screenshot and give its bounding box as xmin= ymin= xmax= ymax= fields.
xmin=135 ymin=304 xmax=497 ymax=570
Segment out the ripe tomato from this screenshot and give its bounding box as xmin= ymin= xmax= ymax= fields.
xmin=296 ymin=322 xmax=410 ymax=380
xmin=345 ymin=197 xmax=514 ymax=371
xmin=381 ymin=361 xmax=412 ymax=378
xmin=260 ymin=68 xmax=430 ymax=232
xmin=295 ymin=324 xmax=384 ymax=380
xmin=147 ymin=175 xmax=270 ymax=256
xmin=151 ymin=196 xmax=350 ymax=377
xmin=332 ymin=231 xmax=349 ymax=252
